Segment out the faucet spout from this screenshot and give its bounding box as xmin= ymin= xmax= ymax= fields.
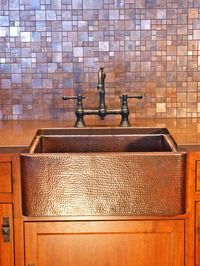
xmin=97 ymin=67 xmax=106 ymax=92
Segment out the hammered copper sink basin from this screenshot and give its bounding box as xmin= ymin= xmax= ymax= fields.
xmin=20 ymin=127 xmax=186 ymax=217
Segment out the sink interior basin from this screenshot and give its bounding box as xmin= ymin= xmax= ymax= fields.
xmin=29 ymin=127 xmax=177 ymax=153
xmin=31 ymin=135 xmax=176 ymax=153
xmin=21 ymin=127 xmax=186 ymax=217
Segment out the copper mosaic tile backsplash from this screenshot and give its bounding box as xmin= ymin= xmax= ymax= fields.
xmin=1 ymin=0 xmax=200 ymax=120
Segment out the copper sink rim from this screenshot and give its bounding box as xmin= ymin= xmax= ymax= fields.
xmin=33 ymin=126 xmax=172 ymax=135
xmin=27 ymin=127 xmax=180 ymax=154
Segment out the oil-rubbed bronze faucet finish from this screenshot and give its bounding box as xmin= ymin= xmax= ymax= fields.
xmin=62 ymin=67 xmax=142 ymax=127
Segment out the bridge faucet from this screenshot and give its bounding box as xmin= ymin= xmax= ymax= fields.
xmin=62 ymin=67 xmax=142 ymax=127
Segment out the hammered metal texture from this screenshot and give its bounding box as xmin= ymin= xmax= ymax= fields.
xmin=21 ymin=152 xmax=186 ymax=217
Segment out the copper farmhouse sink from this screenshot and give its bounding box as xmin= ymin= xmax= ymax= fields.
xmin=21 ymin=127 xmax=186 ymax=217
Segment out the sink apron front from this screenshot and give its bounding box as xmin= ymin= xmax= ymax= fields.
xmin=21 ymin=152 xmax=186 ymax=217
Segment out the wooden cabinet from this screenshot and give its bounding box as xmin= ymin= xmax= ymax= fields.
xmin=0 ymin=204 xmax=14 ymax=265
xmin=0 ymin=154 xmax=24 ymax=266
xmin=0 ymin=155 xmax=14 ymax=265
xmin=24 ymin=219 xmax=184 ymax=266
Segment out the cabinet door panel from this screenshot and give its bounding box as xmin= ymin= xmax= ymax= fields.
xmin=196 ymin=203 xmax=200 ymax=265
xmin=0 ymin=204 xmax=14 ymax=266
xmin=25 ymin=220 xmax=184 ymax=266
xmin=0 ymin=162 xmax=12 ymax=193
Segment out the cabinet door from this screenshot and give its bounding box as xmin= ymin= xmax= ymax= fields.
xmin=196 ymin=203 xmax=200 ymax=265
xmin=25 ymin=220 xmax=184 ymax=266
xmin=0 ymin=204 xmax=14 ymax=266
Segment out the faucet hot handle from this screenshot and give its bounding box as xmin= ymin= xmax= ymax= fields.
xmin=62 ymin=95 xmax=76 ymax=100
xmin=62 ymin=94 xmax=85 ymax=109
xmin=62 ymin=95 xmax=85 ymax=101
xmin=62 ymin=95 xmax=86 ymax=128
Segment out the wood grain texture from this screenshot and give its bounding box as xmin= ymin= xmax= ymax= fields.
xmin=24 ymin=220 xmax=184 ymax=266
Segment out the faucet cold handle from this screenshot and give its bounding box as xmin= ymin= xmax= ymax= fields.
xmin=125 ymin=95 xmax=143 ymax=100
xmin=119 ymin=94 xmax=142 ymax=127
xmin=119 ymin=94 xmax=142 ymax=104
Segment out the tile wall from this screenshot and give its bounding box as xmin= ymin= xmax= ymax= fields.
xmin=0 ymin=0 xmax=200 ymax=120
